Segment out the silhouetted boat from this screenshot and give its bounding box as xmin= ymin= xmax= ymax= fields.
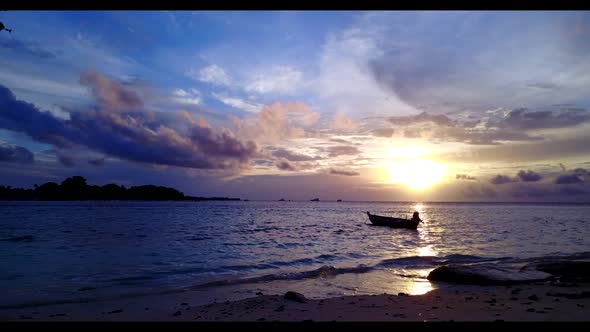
xmin=366 ymin=212 xmax=420 ymax=229
xmin=310 ymin=198 xmax=320 ymax=201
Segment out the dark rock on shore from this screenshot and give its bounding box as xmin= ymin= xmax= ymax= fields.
xmin=284 ymin=291 xmax=306 ymax=303
xmin=427 ymin=263 xmax=552 ymax=285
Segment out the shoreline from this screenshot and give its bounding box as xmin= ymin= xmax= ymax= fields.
xmin=2 ymin=282 xmax=589 ymax=321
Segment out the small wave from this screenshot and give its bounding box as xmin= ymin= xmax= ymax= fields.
xmin=191 ymin=263 xmax=375 ymax=289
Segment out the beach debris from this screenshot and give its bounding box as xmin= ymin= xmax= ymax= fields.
xmin=284 ymin=291 xmax=306 ymax=303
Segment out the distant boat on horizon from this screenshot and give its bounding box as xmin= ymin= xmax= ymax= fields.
xmin=310 ymin=198 xmax=320 ymax=202
xmin=337 ymin=199 xmax=342 ymax=202
xmin=278 ymin=198 xmax=286 ymax=201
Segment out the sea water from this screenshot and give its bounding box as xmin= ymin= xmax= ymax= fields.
xmin=1 ymin=201 xmax=589 ymax=309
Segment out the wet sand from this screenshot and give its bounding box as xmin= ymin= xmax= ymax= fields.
xmin=2 ymin=282 xmax=590 ymax=321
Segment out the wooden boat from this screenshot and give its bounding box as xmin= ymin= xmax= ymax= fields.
xmin=366 ymin=212 xmax=420 ymax=229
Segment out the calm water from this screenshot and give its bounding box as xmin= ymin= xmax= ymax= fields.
xmin=1 ymin=201 xmax=589 ymax=309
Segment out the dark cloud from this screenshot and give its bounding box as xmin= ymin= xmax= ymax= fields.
xmin=0 ymin=72 xmax=259 ymax=170
xmin=456 ymin=174 xmax=476 ymax=181
xmin=372 ymin=128 xmax=394 ymax=137
xmin=554 ymin=168 xmax=588 ymax=184
xmin=57 ymin=154 xmax=75 ymax=167
xmin=88 ymin=157 xmax=106 ymax=166
xmin=403 ymin=129 xmax=422 ymax=139
xmin=0 ymin=38 xmax=56 ymax=59
xmin=494 ymin=108 xmax=590 ymax=130
xmin=0 ymin=144 xmax=35 ymax=164
xmin=275 ymin=158 xmax=298 ymax=171
xmin=390 ymin=112 xmax=454 ymax=127
xmin=271 ymin=148 xmax=317 ymax=161
xmin=329 ymin=168 xmax=360 ymax=176
xmin=327 ymin=145 xmax=361 ymax=157
xmin=517 ymin=170 xmax=542 ymax=182
xmin=490 ymin=175 xmax=518 ymax=185
xmin=526 ymin=82 xmax=558 ymax=90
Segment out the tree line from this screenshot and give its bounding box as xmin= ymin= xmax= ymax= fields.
xmin=0 ymin=176 xmax=240 ymax=201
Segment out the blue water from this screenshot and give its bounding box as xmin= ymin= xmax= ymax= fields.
xmin=1 ymin=201 xmax=589 ymax=309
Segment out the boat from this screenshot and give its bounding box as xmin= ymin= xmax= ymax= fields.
xmin=366 ymin=212 xmax=420 ymax=229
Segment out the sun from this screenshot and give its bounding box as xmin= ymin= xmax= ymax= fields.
xmin=386 ymin=158 xmax=447 ymax=190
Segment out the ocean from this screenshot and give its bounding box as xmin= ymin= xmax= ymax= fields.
xmin=1 ymin=201 xmax=589 ymax=309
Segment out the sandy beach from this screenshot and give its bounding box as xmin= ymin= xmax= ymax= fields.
xmin=3 ymin=281 xmax=589 ymax=321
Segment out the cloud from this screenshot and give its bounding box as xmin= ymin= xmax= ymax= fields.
xmin=0 ymin=143 xmax=35 ymax=164
xmin=493 ymin=108 xmax=590 ymax=130
xmin=0 ymin=38 xmax=56 ymax=59
xmin=231 ymin=101 xmax=320 ymax=144
xmin=554 ymin=168 xmax=588 ymax=184
xmin=517 ymin=170 xmax=542 ymax=182
xmin=329 ymin=168 xmax=360 ymax=176
xmin=371 ymin=128 xmax=394 ymax=137
xmin=212 ymin=93 xmax=263 ymax=113
xmin=0 ymin=72 xmax=260 ymax=170
xmin=171 ymin=88 xmax=201 ymax=105
xmin=387 ymin=111 xmax=543 ymax=145
xmin=274 ymin=158 xmax=298 ymax=171
xmin=271 ymin=148 xmax=318 ymax=161
xmin=245 ymin=66 xmax=303 ymax=94
xmin=190 ymin=64 xmax=231 ymax=86
xmin=390 ymin=112 xmax=453 ymax=127
xmin=456 ymin=174 xmax=476 ymax=181
xmin=327 ymin=145 xmax=361 ymax=157
xmin=88 ymin=157 xmax=106 ymax=166
xmin=57 ymin=154 xmax=75 ymax=167
xmin=330 ymin=113 xmax=358 ymax=132
xmin=490 ymin=175 xmax=518 ymax=185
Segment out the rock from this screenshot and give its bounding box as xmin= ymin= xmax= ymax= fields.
xmin=256 ymin=292 xmax=263 ymax=296
xmin=532 ymin=261 xmax=590 ymax=282
xmin=180 ymin=302 xmax=188 ymax=306
xmin=108 ymin=309 xmax=123 ymax=314
xmin=528 ymin=294 xmax=539 ymax=301
xmin=526 ymin=308 xmax=535 ymax=312
xmin=77 ymin=287 xmax=96 ymax=292
xmin=173 ymin=311 xmax=182 ymax=316
xmin=427 ymin=263 xmax=552 ymax=285
xmin=274 ymin=305 xmax=285 ymax=312
xmin=398 ymin=292 xmax=409 ymax=296
xmin=284 ymin=291 xmax=306 ymax=303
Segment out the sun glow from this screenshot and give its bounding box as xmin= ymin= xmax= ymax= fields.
xmin=384 ymin=147 xmax=447 ymax=190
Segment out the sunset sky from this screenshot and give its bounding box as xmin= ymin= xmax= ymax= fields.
xmin=1 ymin=11 xmax=589 ymax=201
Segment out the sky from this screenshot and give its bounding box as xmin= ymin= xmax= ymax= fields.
xmin=1 ymin=10 xmax=590 ymax=201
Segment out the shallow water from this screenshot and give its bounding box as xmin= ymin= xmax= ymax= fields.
xmin=1 ymin=201 xmax=589 ymax=308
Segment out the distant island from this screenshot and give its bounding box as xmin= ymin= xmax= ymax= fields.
xmin=0 ymin=176 xmax=240 ymax=201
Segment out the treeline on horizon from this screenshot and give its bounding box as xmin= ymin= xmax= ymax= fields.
xmin=0 ymin=176 xmax=240 ymax=201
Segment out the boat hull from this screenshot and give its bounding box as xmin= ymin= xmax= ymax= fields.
xmin=367 ymin=212 xmax=419 ymax=229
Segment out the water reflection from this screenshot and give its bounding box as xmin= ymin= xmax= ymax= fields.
xmin=406 ymin=279 xmax=435 ymax=295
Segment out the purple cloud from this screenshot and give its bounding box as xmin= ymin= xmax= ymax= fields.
xmin=517 ymin=170 xmax=542 ymax=182
xmin=275 ymin=158 xmax=298 ymax=171
xmin=456 ymin=174 xmax=476 ymax=181
xmin=490 ymin=175 xmax=518 ymax=185
xmin=0 ymin=72 xmax=260 ymax=170
xmin=327 ymin=145 xmax=361 ymax=157
xmin=0 ymin=143 xmax=34 ymax=164
xmin=329 ymin=168 xmax=360 ymax=176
